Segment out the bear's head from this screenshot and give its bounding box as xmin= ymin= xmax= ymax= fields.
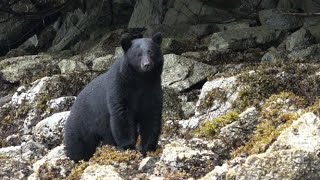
xmin=120 ymin=33 xmax=163 ymax=75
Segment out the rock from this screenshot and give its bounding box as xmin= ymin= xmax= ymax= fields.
xmin=162 ymin=38 xmax=203 ymax=55
xmin=0 ymin=18 xmax=36 ymax=56
xmin=195 ymin=76 xmax=238 ymax=118
xmin=33 ymin=111 xmax=70 ymax=149
xmin=0 ymin=94 xmax=12 ymax=107
xmin=20 ymin=140 xmax=47 ymax=160
xmin=287 ymin=44 xmax=320 ymax=62
xmin=277 ymin=0 xmax=320 ymax=13
xmin=162 ymin=87 xmax=183 ymax=120
xmin=261 ymin=48 xmax=285 ymax=62
xmin=219 ymin=107 xmax=259 ymax=147
xmin=181 ymin=102 xmax=196 ymax=118
xmin=199 ymin=0 xmax=242 ymax=9
xmin=226 ymin=150 xmax=320 ymax=179
xmin=200 ymin=163 xmax=229 ymax=180
xmin=144 ymin=24 xmax=190 ymax=39
xmin=216 ymin=20 xmax=252 ymax=31
xmin=188 ymin=24 xmax=219 ymax=39
xmin=1 ymin=73 xmax=96 ymax=136
xmin=155 ymin=140 xmax=219 ymax=179
xmin=29 ymin=145 xmax=74 ymax=180
xmin=114 ymin=47 xmax=124 ymax=58
xmin=5 ymin=48 xmax=31 ymax=58
xmin=162 ymin=54 xmax=217 ymax=92
xmin=129 ymin=0 xmax=235 ymax=28
xmin=76 ymin=50 xmax=111 ymax=66
xmin=277 ymin=0 xmax=304 ymax=11
xmin=144 ymin=23 xmax=219 ymax=40
xmin=111 ymin=0 xmax=136 ymax=25
xmin=47 ymin=96 xmax=76 ymax=113
xmin=37 ymin=24 xmax=57 ymax=51
xmin=0 ymin=146 xmax=24 ymax=158
xmin=259 ymin=9 xmax=303 ymax=30
xmin=0 ymin=154 xmax=31 ymax=179
xmin=149 ymin=175 xmax=165 ymax=180
xmin=49 ymin=9 xmax=99 ymax=52
xmin=128 ymin=0 xmax=163 ymax=28
xmin=178 ymin=115 xmax=204 ymax=129
xmin=11 ymin=77 xmax=72 ymax=107
xmin=304 ymin=17 xmax=320 ymax=43
xmin=285 ymin=28 xmax=315 ymax=51
xmin=81 ymin=165 xmax=122 ymax=180
xmin=0 ymin=71 xmax=17 ymax=98
xmin=58 ymin=59 xmax=89 ymax=74
xmin=92 ymin=55 xmax=115 ymax=71
xmin=17 ymin=35 xmax=39 ymax=54
xmin=5 ymin=134 xmax=20 ymax=146
xmin=267 ymin=112 xmax=320 ymax=153
xmin=11 ymin=78 xmax=52 ymax=105
xmin=182 ymin=51 xmax=207 ymax=60
xmin=162 ymin=0 xmax=234 ymax=25
xmin=243 ymin=0 xmax=278 ymax=10
xmin=145 ymin=23 xmax=218 ymax=40
xmin=0 ymin=140 xmax=45 ymax=161
xmin=10 ymin=73 xmax=95 ymax=107
xmin=91 ymin=31 xmax=122 ymax=55
xmin=208 ymin=26 xmax=278 ymax=51
xmin=0 ymin=55 xmax=59 ymax=83
xmin=139 ymin=157 xmax=157 ymax=173
xmin=185 ymin=138 xmax=229 ymax=157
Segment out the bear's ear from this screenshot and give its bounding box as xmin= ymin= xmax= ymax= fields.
xmin=152 ymin=32 xmax=163 ymax=46
xmin=120 ymin=34 xmax=132 ymax=52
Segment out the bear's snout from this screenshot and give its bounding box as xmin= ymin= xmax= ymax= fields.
xmin=141 ymin=58 xmax=153 ymax=72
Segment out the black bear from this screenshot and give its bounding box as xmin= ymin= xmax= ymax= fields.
xmin=64 ymin=33 xmax=163 ymax=161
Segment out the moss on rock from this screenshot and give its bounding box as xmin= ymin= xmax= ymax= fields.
xmin=67 ymin=146 xmax=142 ymax=179
xmin=232 ymin=92 xmax=305 ymax=157
xmin=195 ymin=111 xmax=239 ymax=139
xmin=197 ymin=88 xmax=228 ymax=113
xmin=230 ymin=63 xmax=320 ymax=112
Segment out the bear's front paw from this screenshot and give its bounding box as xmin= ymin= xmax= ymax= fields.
xmin=116 ymin=144 xmax=136 ymax=152
xmin=140 ymin=144 xmax=158 ymax=157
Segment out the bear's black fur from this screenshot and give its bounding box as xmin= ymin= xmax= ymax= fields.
xmin=64 ymin=33 xmax=163 ymax=161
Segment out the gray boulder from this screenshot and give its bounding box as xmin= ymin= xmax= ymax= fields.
xmin=259 ymin=9 xmax=303 ymax=30
xmin=267 ymin=112 xmax=320 ymax=153
xmin=49 ymin=9 xmax=99 ymax=52
xmin=33 ymin=111 xmax=70 ymax=149
xmin=285 ymin=28 xmax=315 ymax=51
xmin=128 ymin=0 xmax=163 ymax=28
xmin=0 ymin=55 xmax=59 ymax=83
xmin=227 ymin=150 xmax=320 ymax=180
xmin=287 ymin=44 xmax=320 ymax=62
xmin=162 ymin=54 xmax=217 ymax=92
xmin=208 ymin=26 xmax=278 ymax=51
xmin=163 ymin=0 xmax=234 ymax=25
xmin=58 ymin=59 xmax=89 ymax=74
xmin=92 ymin=55 xmax=115 ymax=71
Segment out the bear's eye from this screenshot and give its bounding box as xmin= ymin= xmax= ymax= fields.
xmin=137 ymin=52 xmax=142 ymax=57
